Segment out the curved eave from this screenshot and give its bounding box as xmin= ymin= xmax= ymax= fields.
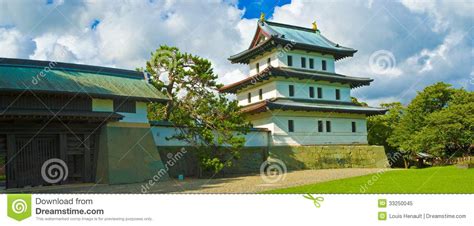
xmin=218 ymin=67 xmax=373 ymax=93
xmin=241 ymin=101 xmax=387 ymax=116
xmin=228 ymin=37 xmax=357 ymax=64
xmin=266 ymin=103 xmax=388 ymax=116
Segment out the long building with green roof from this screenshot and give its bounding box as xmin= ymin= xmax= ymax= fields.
xmin=0 ymin=58 xmax=169 ymax=188
xmin=220 ymin=17 xmax=386 ymax=146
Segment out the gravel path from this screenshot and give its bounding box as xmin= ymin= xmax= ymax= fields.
xmin=4 ymin=168 xmax=388 ymax=194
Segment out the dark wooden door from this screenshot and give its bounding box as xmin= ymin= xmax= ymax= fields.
xmin=9 ymin=135 xmax=60 ymax=188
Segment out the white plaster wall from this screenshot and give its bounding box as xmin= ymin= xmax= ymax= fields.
xmin=248 ymin=111 xmax=368 ymax=145
xmin=277 ymin=50 xmax=335 ymax=73
xmin=237 ymin=81 xmax=277 ymax=106
xmin=248 ymin=51 xmax=280 ymax=75
xmin=275 ymin=80 xmax=351 ymax=102
xmin=236 ymin=79 xmax=351 ymax=105
xmin=92 ymin=98 xmax=149 ymax=123
xmin=249 ymin=113 xmax=274 ymax=131
xmin=151 ymin=126 xmax=269 ymax=147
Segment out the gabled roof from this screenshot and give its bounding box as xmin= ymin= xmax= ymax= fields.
xmin=0 ymin=58 xmax=168 ymax=102
xmin=241 ymin=98 xmax=387 ymax=116
xmin=218 ymin=66 xmax=373 ymax=93
xmin=229 ymin=20 xmax=357 ymax=64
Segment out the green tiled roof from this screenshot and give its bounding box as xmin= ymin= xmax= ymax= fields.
xmin=229 ymin=20 xmax=357 ymax=63
xmin=264 ymin=21 xmax=355 ymax=53
xmin=0 ymin=58 xmax=168 ymax=102
xmin=242 ymin=98 xmax=387 ymax=116
xmin=219 ymin=67 xmax=373 ymax=93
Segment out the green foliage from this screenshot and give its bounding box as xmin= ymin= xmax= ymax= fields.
xmin=387 ymin=82 xmax=473 ymax=159
xmin=416 ymin=89 xmax=474 ymax=157
xmin=143 ymin=45 xmax=251 ymax=175
xmin=367 ymin=102 xmax=408 ymax=167
xmin=367 ymin=102 xmax=404 ymax=150
xmin=351 ymin=97 xmax=368 ymax=107
xmin=367 ymin=82 xmax=473 ymax=167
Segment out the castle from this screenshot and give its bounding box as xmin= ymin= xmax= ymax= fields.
xmin=219 ymin=16 xmax=386 ymax=146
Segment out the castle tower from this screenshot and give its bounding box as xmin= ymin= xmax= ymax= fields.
xmin=219 ymin=18 xmax=386 ymax=146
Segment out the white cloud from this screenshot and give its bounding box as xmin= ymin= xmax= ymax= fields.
xmin=0 ymin=0 xmax=472 ymax=107
xmin=1 ymin=0 xmax=250 ymax=73
xmin=270 ymin=0 xmax=473 ymax=106
xmin=0 ymin=28 xmax=35 ymax=58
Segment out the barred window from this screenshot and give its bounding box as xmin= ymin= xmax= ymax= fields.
xmin=113 ymin=99 xmax=136 ymax=113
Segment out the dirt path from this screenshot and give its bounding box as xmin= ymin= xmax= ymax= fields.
xmin=4 ymin=168 xmax=388 ymax=194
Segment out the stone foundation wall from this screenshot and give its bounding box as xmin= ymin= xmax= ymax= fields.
xmin=157 ymin=146 xmax=268 ymax=178
xmin=269 ymin=145 xmax=388 ymax=170
xmin=156 ymin=145 xmax=387 ymax=179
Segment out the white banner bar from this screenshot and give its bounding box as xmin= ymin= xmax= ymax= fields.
xmin=1 ymin=194 xmax=473 ymax=225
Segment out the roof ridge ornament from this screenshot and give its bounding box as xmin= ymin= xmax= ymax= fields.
xmin=259 ymin=12 xmax=265 ymax=23
xmin=312 ymin=21 xmax=320 ymax=33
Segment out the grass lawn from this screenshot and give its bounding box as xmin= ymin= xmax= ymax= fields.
xmin=265 ymin=166 xmax=474 ymax=194
xmin=0 ymin=175 xmax=5 ymax=181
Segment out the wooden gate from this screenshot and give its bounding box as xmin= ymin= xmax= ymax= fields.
xmin=8 ymin=135 xmax=60 ymax=188
xmin=4 ymin=131 xmax=99 ymax=189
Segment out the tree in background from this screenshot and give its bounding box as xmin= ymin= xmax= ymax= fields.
xmin=367 ymin=102 xmax=406 ymax=166
xmin=143 ymin=45 xmax=251 ymax=175
xmin=351 ymin=97 xmax=368 ymax=106
xmin=387 ymin=82 xmax=473 ymax=162
xmin=416 ymin=89 xmax=473 ymax=157
xmin=367 ymin=82 xmax=473 ymax=168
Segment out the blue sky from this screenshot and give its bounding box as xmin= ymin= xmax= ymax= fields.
xmin=238 ymin=0 xmax=291 ymax=19
xmin=0 ymin=0 xmax=472 ymax=106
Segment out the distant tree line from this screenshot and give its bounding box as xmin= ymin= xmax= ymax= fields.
xmin=367 ymin=82 xmax=473 ymax=168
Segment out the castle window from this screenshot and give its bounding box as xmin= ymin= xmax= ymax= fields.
xmin=114 ymin=99 xmax=136 ymax=113
xmin=317 ymin=87 xmax=323 ymax=98
xmin=256 ymin=63 xmax=260 ymax=73
xmin=267 ymin=58 xmax=271 ymax=66
xmin=259 ymin=89 xmax=263 ymax=100
xmin=352 ymin=121 xmax=357 ymax=133
xmin=335 ymin=89 xmax=341 ymax=100
xmin=309 ymin=58 xmax=314 ymax=69
xmin=301 ymin=57 xmax=306 ymax=68
xmin=309 ymin=87 xmax=314 ymax=98
xmin=247 ymin=93 xmax=251 ymax=103
xmin=326 ymin=121 xmax=331 ymax=132
xmin=288 ymin=120 xmax=294 ymax=132
xmin=289 ymin=85 xmax=294 ymax=97
xmin=287 ymin=55 xmax=293 ymax=66
xmin=318 ymin=120 xmax=323 ymax=132
xmin=322 ymin=60 xmax=327 ymax=71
